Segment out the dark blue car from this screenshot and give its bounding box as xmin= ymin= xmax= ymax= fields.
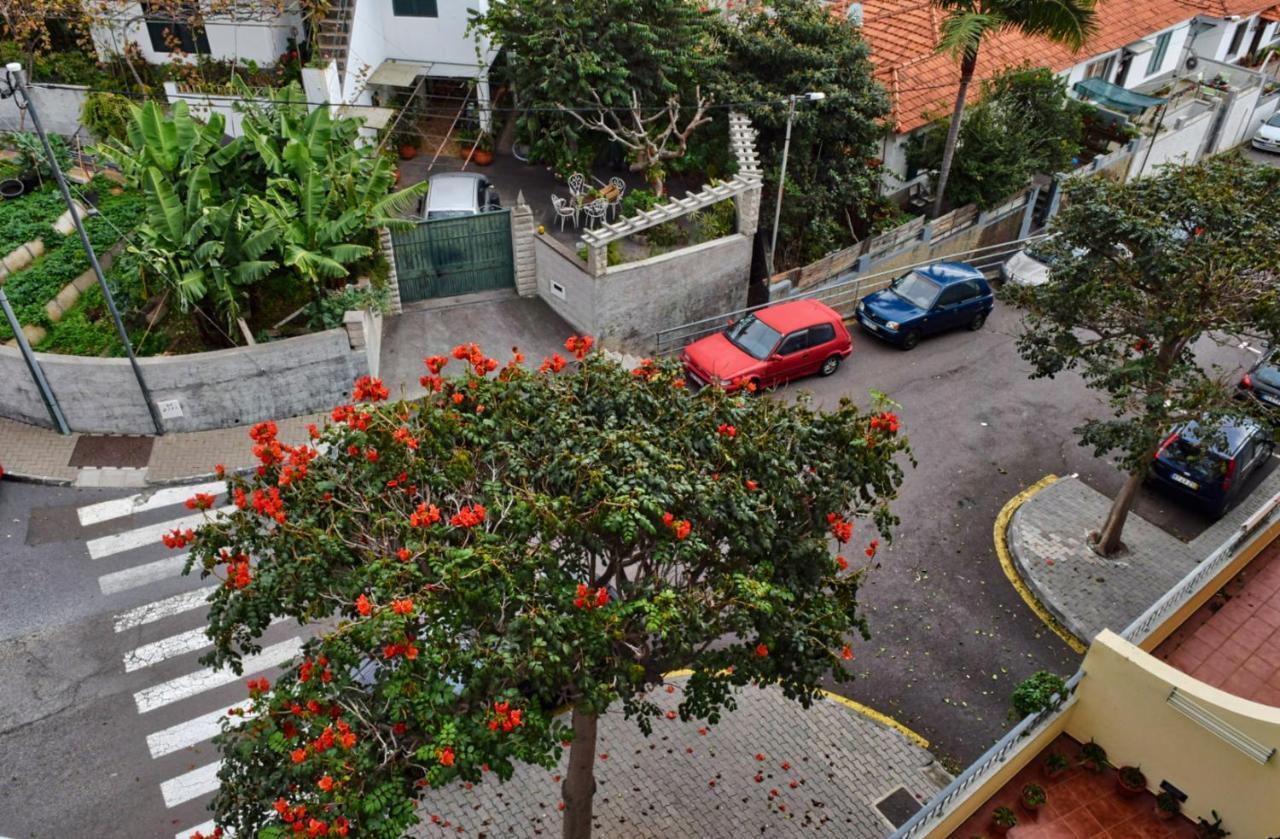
xmin=855 ymin=261 xmax=994 ymax=350
xmin=1149 ymin=418 xmax=1274 ymax=517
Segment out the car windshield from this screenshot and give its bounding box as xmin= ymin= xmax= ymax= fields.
xmin=426 ymin=210 xmax=471 ymax=220
xmin=1254 ymin=361 xmax=1280 ymax=389
xmin=1268 ymin=114 xmax=1280 ymax=128
xmin=725 ymin=313 xmax=782 ymax=360
xmin=890 ymin=272 xmax=941 ymax=309
xmin=1024 ymin=242 xmax=1058 ymax=266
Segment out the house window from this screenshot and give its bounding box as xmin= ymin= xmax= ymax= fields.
xmin=140 ymin=0 xmax=210 ymax=54
xmin=393 ymin=0 xmax=438 ymax=16
xmin=1227 ymin=21 xmax=1247 ymax=55
xmin=1147 ymin=31 xmax=1172 ymax=75
xmin=1083 ymin=55 xmax=1113 ymax=80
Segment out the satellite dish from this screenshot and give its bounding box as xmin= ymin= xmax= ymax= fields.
xmin=1185 ymin=55 xmax=1199 ymax=71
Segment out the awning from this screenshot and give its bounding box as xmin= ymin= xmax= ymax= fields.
xmin=1073 ymin=78 xmax=1167 ymax=115
xmin=1123 ymin=39 xmax=1155 ymax=55
xmin=336 ymin=104 xmax=394 ymax=130
xmin=367 ymin=59 xmax=431 ymax=87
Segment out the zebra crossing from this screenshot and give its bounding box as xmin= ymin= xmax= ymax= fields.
xmin=81 ymin=483 xmax=303 ymax=839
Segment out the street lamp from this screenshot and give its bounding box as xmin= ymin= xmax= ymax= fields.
xmin=767 ymin=91 xmax=825 ymax=282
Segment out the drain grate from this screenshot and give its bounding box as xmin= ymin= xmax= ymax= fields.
xmin=69 ymin=435 xmax=154 ymax=468
xmin=875 ymin=786 xmax=922 ymax=827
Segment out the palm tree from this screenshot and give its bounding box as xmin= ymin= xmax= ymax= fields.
xmin=931 ymin=0 xmax=1097 ymax=217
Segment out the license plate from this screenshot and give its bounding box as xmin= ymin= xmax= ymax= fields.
xmin=859 ymin=315 xmax=880 ymax=332
xmin=1262 ymin=393 xmax=1280 ymax=406
xmin=1170 ymin=473 xmax=1199 ymax=490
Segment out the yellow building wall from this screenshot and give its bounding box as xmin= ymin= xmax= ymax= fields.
xmin=1066 ymin=631 xmax=1280 ymax=836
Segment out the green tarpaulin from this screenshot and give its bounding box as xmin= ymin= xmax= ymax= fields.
xmin=1073 ymin=78 xmax=1167 ymax=115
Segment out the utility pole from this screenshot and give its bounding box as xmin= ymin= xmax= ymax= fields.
xmin=767 ymin=91 xmax=825 ymax=282
xmin=3 ymin=62 xmax=164 ymax=435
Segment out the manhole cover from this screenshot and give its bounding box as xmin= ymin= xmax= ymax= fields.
xmin=69 ymin=435 xmax=154 ymax=468
xmin=875 ymin=786 xmax=922 ymax=827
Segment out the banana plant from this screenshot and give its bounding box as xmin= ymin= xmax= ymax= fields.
xmin=99 ymin=100 xmax=243 ymax=190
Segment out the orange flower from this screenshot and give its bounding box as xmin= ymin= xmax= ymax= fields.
xmin=438 ymin=746 xmax=455 ymax=767
xmin=317 ymin=775 xmax=334 ymax=792
xmin=355 ymin=594 xmax=371 ymax=616
xmin=755 ymin=643 xmax=769 ymax=658
xmin=392 ymin=598 xmax=414 ymax=615
xmin=842 ymin=645 xmax=854 ymax=661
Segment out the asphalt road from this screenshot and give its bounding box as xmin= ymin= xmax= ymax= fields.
xmin=0 ymin=297 xmax=1265 ymax=839
xmin=774 ymin=298 xmax=1263 ymax=767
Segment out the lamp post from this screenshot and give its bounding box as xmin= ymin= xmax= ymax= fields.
xmin=3 ymin=62 xmax=164 ymax=435
xmin=767 ymin=91 xmax=825 ymax=281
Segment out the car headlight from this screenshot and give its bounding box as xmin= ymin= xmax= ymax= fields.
xmin=857 ymin=300 xmax=865 ymax=312
xmin=885 ymin=321 xmax=900 ymax=331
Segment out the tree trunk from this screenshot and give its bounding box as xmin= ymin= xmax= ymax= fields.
xmin=1093 ymin=469 xmax=1144 ymax=557
xmin=931 ymin=48 xmax=979 ymax=218
xmin=561 ymin=708 xmax=599 ymax=839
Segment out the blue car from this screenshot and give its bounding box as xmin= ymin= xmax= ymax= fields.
xmin=1149 ymin=418 xmax=1274 ymax=517
xmin=855 ymin=262 xmax=994 ymax=350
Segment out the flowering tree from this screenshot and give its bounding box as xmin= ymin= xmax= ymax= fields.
xmin=183 ymin=340 xmax=908 ymax=839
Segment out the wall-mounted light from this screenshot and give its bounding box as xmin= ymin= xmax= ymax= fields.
xmin=1167 ymin=688 xmax=1276 ymax=764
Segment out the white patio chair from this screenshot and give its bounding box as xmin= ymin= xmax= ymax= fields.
xmin=551 ymin=194 xmax=579 ymax=231
xmin=583 ymin=198 xmax=609 ymax=230
xmin=567 ymin=172 xmax=588 ymax=199
xmin=607 ymin=176 xmax=627 ymax=220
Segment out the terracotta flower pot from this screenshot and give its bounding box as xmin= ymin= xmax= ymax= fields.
xmin=472 ymin=149 xmax=493 ymax=166
xmin=1115 ymin=769 xmax=1146 ymax=799
xmin=398 ymin=144 xmax=418 ymax=161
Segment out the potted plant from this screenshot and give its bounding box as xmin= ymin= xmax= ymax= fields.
xmin=1043 ymin=751 xmax=1069 ymax=780
xmin=1195 ymin=810 xmax=1230 ymax=839
xmin=1020 ymin=783 xmax=1046 ymax=814
xmin=991 ymin=806 xmax=1017 ymax=836
xmin=396 ymin=128 xmax=418 ymax=160
xmin=471 ymin=132 xmax=494 ymax=166
xmin=1080 ymin=739 xmax=1108 ymax=773
xmin=1116 ymin=765 xmax=1146 ymax=798
xmin=1155 ymin=791 xmax=1181 ymax=821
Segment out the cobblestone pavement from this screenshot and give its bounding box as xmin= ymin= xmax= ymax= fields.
xmin=407 ymin=674 xmax=950 ymax=839
xmin=1009 ymin=469 xmax=1280 ymax=642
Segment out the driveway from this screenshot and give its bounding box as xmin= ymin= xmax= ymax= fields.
xmin=1242 ymin=145 xmax=1280 ymax=168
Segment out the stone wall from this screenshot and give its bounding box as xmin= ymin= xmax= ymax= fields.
xmin=535 ymin=234 xmax=750 ymax=351
xmin=0 ymin=327 xmax=370 ymax=435
xmin=0 ymin=83 xmax=89 ymax=138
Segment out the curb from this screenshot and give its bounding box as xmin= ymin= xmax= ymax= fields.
xmin=1 ymin=469 xmax=73 ymax=487
xmin=664 ymin=669 xmax=930 ymax=749
xmin=994 ymin=475 xmax=1089 ymax=655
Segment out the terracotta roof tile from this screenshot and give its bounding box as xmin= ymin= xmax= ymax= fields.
xmin=860 ymin=0 xmax=1277 ymax=132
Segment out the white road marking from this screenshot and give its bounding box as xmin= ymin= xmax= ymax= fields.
xmin=77 ymin=482 xmax=225 ymax=526
xmin=161 ymin=761 xmax=221 ymax=808
xmin=124 ymin=626 xmax=212 ymax=673
xmin=113 ymin=586 xmax=216 ymax=632
xmin=86 ymin=507 xmax=233 ymax=560
xmin=125 ymin=617 xmax=285 ymax=673
xmin=98 ymin=555 xmax=189 ymax=595
xmin=133 ymin=637 xmax=302 ymax=714
xmin=175 ymin=820 xmax=231 ymax=839
xmin=1247 ymin=345 xmax=1263 ymax=355
xmin=147 ymin=705 xmax=254 ymax=759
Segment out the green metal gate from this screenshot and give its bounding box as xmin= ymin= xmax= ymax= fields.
xmin=392 ymin=210 xmax=514 ymax=303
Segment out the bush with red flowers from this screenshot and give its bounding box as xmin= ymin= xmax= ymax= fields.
xmin=185 ymin=341 xmax=909 ymax=838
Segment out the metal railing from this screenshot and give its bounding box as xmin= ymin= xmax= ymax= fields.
xmin=888 ymin=670 xmax=1085 ymax=839
xmin=1121 ymin=489 xmax=1280 ymax=647
xmin=651 ymin=233 xmax=1047 ymax=356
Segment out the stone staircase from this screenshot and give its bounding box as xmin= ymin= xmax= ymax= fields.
xmin=313 ymin=0 xmax=356 ymax=77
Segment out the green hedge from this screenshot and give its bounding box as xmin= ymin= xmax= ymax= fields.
xmin=0 ymin=189 xmax=68 ymax=257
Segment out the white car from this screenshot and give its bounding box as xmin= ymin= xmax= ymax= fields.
xmin=1000 ymin=245 xmax=1054 ymax=287
xmin=1253 ymin=112 xmax=1280 ymax=154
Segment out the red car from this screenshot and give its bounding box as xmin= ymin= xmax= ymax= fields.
xmin=681 ymin=299 xmax=853 ymax=391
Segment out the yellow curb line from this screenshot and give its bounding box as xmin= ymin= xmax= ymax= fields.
xmin=994 ymin=474 xmax=1089 ymax=655
xmin=662 ymin=670 xmax=929 ymax=749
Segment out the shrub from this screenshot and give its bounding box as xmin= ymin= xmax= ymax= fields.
xmin=574 ymin=241 xmax=623 ymax=267
xmin=309 ymin=283 xmax=393 ymax=331
xmin=620 ymin=188 xmax=660 ymax=218
xmin=1011 ymin=670 xmax=1067 ymax=718
xmin=693 ymin=197 xmax=736 ymax=241
xmin=81 ymin=92 xmax=135 ymax=143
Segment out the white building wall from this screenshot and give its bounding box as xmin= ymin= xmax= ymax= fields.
xmin=90 ymin=1 xmax=300 ymax=66
xmin=1128 ymin=23 xmax=1192 ymax=87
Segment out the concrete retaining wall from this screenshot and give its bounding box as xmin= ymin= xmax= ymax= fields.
xmin=535 ymin=234 xmax=750 ymax=351
xmin=1130 ymin=103 xmax=1216 ymax=179
xmin=1 ymin=326 xmax=370 ymax=434
xmin=163 ymin=82 xmax=249 ymax=138
xmin=0 ymin=83 xmax=89 ymax=138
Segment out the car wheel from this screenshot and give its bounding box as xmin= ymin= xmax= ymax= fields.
xmin=968 ymin=311 xmax=988 ymax=331
xmin=819 ymin=355 xmax=841 ymax=377
xmin=900 ymin=330 xmax=921 ymax=351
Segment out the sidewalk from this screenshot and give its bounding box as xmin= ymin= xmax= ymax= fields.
xmin=407 ymin=673 xmax=951 ymax=838
xmin=1007 ymin=471 xmax=1280 ymax=643
xmin=1 ymin=298 xmax=576 ymax=488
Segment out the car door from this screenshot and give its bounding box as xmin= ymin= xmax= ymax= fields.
xmin=804 ymin=322 xmax=838 ymax=373
xmin=769 ymin=329 xmax=812 ymax=385
xmin=928 ymin=284 xmax=967 ymax=334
